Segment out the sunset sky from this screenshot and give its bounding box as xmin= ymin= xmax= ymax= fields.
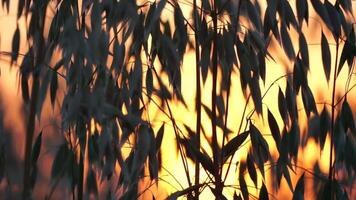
xmin=0 ymin=0 xmax=355 ymax=199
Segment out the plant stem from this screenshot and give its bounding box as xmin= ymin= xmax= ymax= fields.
xmin=211 ymin=3 xmax=222 ymax=197
xmin=78 ymin=146 xmax=84 ymax=200
xmin=193 ymin=0 xmax=201 ymax=199
xmin=77 ymin=9 xmax=86 ymax=200
xmin=22 ymin=69 xmax=40 ymax=198
xmin=221 ymin=0 xmax=242 ymax=185
xmin=328 ymin=38 xmax=339 ymax=199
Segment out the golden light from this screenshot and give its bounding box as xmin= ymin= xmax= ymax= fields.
xmin=0 ymin=0 xmax=355 ymax=199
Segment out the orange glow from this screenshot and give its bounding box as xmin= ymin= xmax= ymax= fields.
xmin=0 ymin=1 xmax=355 ymax=199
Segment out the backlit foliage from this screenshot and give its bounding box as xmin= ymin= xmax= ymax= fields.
xmin=0 ymin=0 xmax=355 ymax=199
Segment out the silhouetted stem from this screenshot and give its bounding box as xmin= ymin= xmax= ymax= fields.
xmin=23 ymin=71 xmax=39 ymax=198
xmin=211 ymin=3 xmax=222 ymax=197
xmin=193 ymin=0 xmax=201 ymax=199
xmin=328 ymin=38 xmax=339 ymax=199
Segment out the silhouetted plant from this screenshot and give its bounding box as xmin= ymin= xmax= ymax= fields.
xmin=0 ymin=0 xmax=355 ymax=199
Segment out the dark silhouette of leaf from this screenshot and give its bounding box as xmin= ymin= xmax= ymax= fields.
xmin=292 ymin=173 xmax=305 ymax=200
xmin=146 ymin=68 xmax=153 ymax=97
xmin=233 ymin=192 xmax=242 ymax=200
xmin=339 ymin=0 xmax=352 ymax=14
xmin=30 ymin=165 xmax=38 ymax=190
xmin=250 ymin=124 xmax=270 ymax=178
xmin=293 ymin=59 xmax=303 ymax=94
xmin=319 ymin=106 xmax=330 ymax=150
xmin=21 ymin=74 xmax=30 ymax=103
xmin=166 ymin=184 xmax=203 ymax=200
xmin=51 ymin=143 xmax=69 ymax=179
xmin=283 ymin=164 xmax=293 ymax=191
xmin=132 ymin=125 xmax=151 ymax=175
xmin=148 ymin=127 xmax=158 ymax=180
xmin=145 ymin=2 xmax=156 ymax=30
xmin=87 ymin=169 xmax=98 ymax=196
xmin=296 ymin=0 xmax=308 ymax=25
xmin=19 ymin=48 xmax=33 ymax=73
xmin=17 ymin=0 xmax=24 ymax=18
xmin=223 ymin=28 xmax=235 ymax=70
xmin=279 ymin=0 xmax=298 ymax=29
xmin=250 ymin=30 xmax=265 ymax=53
xmin=335 ymin=4 xmax=351 ymax=35
xmin=311 ymin=0 xmax=333 ymax=32
xmin=278 ymin=87 xmax=288 ymax=125
xmin=321 ymin=32 xmax=331 ymax=81
xmin=239 ymin=162 xmax=249 ymax=200
xmin=258 ymin=52 xmax=266 ymax=83
xmin=155 ymin=123 xmax=164 ymax=152
xmin=324 ymin=0 xmax=341 ymax=39
xmin=344 ymin=135 xmax=356 ymax=174
xmin=246 ymin=0 xmax=261 ymax=31
xmin=250 ymin=75 xmax=262 ymax=115
xmin=299 ymin=33 xmax=309 ymax=69
xmin=180 ymin=136 xmax=215 ymax=175
xmin=11 ymin=26 xmax=20 ymax=64
xmin=301 ymin=85 xmax=316 ymax=118
xmin=37 ymin=70 xmax=51 ymax=118
xmin=259 ymin=182 xmax=269 ymax=200
xmin=201 ymin=37 xmax=211 ymax=84
xmin=31 ymin=131 xmax=42 ymax=165
xmin=201 ymin=0 xmax=211 ymax=13
xmin=263 ymin=1 xmax=280 ymax=41
xmin=198 ymin=16 xmax=207 ymax=45
xmin=338 ymin=27 xmax=356 ymax=76
xmin=280 ymin=22 xmax=295 ymax=59
xmin=202 ymin=103 xmax=233 ymax=133
xmin=247 ymin=152 xmax=257 ymax=186
xmin=144 ymin=0 xmax=167 ymax=41
xmin=289 ymin=121 xmax=300 ymax=160
xmin=341 ymin=100 xmax=355 ymax=133
xmin=174 ymin=4 xmax=188 ymax=59
xmin=222 ymin=131 xmax=249 ymax=160
xmin=286 ymin=81 xmax=298 ymax=120
xmin=216 ymin=94 xmax=225 ymax=117
xmin=50 ymin=72 xmax=58 ymax=107
xmin=268 ymin=110 xmax=281 ymax=149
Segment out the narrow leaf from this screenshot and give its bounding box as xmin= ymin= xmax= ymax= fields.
xmin=299 ymin=33 xmax=309 ymax=69
xmin=222 ymin=131 xmax=249 ymax=160
xmin=319 ymin=106 xmax=330 ymax=150
xmin=280 ymin=22 xmax=295 ymax=59
xmin=321 ymin=32 xmax=331 ymax=81
xmin=31 ymin=131 xmax=42 ymax=165
xmin=325 ymin=1 xmax=341 ymax=39
xmin=146 ymin=68 xmax=153 ymax=97
xmin=278 ymin=87 xmax=288 ymax=125
xmin=239 ymin=162 xmax=249 ymax=200
xmin=341 ymin=100 xmax=355 ymax=133
xmin=311 ymin=0 xmax=333 ymax=31
xmin=11 ymin=26 xmax=20 ymax=64
xmin=296 ymin=0 xmax=308 ymax=25
xmin=50 ymin=72 xmax=58 ymax=107
xmin=268 ymin=110 xmax=281 ymax=149
xmin=247 ymin=152 xmax=257 ymax=186
xmin=259 ymin=182 xmax=269 ymax=200
xmin=155 ymin=123 xmax=165 ymax=152
xmin=292 ymin=173 xmax=305 ymax=200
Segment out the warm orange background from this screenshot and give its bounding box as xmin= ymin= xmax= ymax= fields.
xmin=0 ymin=0 xmax=355 ymax=199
